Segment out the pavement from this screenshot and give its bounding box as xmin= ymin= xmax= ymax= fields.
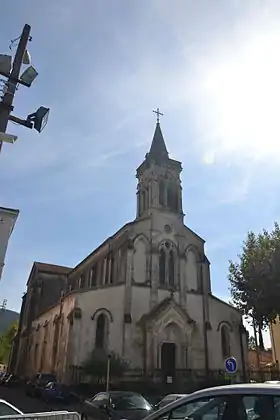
xmin=0 ymin=385 xmax=82 ymax=414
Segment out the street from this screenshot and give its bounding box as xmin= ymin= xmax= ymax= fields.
xmin=0 ymin=386 xmax=82 ymax=414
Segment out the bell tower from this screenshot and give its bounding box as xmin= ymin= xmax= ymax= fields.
xmin=136 ymin=109 xmax=183 ymax=220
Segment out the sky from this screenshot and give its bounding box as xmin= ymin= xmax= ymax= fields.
xmin=1 ymin=0 xmax=280 ymax=348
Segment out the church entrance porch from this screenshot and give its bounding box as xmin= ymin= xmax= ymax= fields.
xmin=137 ymin=296 xmax=195 ymax=374
xmin=161 ymin=342 xmax=176 ymax=376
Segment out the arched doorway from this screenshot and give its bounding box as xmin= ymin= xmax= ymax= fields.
xmin=161 ymin=342 xmax=176 ymax=376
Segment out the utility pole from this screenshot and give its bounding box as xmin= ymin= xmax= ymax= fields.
xmin=0 ymin=24 xmax=31 ymax=152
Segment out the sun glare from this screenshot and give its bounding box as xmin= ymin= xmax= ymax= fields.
xmin=190 ymin=24 xmax=280 ymax=165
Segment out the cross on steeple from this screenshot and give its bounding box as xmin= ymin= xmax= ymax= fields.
xmin=153 ymin=108 xmax=163 ymax=123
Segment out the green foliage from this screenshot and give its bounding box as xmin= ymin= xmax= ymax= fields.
xmin=0 ymin=321 xmax=18 ymax=364
xmin=229 ymin=222 xmax=280 ymax=334
xmin=82 ymin=349 xmax=130 ymax=381
xmin=248 ymin=336 xmax=257 ymax=351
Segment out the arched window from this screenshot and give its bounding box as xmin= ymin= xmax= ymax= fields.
xmin=167 ymin=185 xmax=178 ymax=211
xmin=159 ymin=242 xmax=176 ymax=287
xmin=159 ymin=180 xmax=165 ymax=205
xmin=105 ymin=258 xmax=110 ymax=284
xmin=90 ymin=267 xmax=97 ymax=288
xmin=95 ymin=314 xmax=106 ymax=349
xmin=159 ymin=249 xmax=166 ymax=285
xmin=169 ymin=250 xmax=175 ymax=286
xmin=221 ymin=325 xmax=230 ymax=359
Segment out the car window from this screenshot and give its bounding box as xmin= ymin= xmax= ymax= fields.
xmin=91 ymin=393 xmax=109 ymax=405
xmin=156 ymin=394 xmax=280 ymax=420
xmin=112 ymin=394 xmax=152 ymax=411
xmin=0 ymin=402 xmax=20 ymax=416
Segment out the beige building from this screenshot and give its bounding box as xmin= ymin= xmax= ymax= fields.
xmin=12 ymin=120 xmax=247 ymax=384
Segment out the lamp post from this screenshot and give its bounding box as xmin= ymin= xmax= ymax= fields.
xmin=106 ymin=354 xmax=111 ymax=392
xmin=0 ymin=25 xmax=31 ymax=146
xmin=0 ymin=24 xmax=50 ymax=152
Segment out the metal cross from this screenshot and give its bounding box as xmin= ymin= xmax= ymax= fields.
xmin=153 ymin=108 xmax=163 ymax=123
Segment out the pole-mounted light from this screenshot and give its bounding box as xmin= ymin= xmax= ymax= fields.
xmin=0 ymin=24 xmax=50 ymax=152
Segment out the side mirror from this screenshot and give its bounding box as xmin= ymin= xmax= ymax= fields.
xmin=99 ymin=404 xmax=109 ymax=411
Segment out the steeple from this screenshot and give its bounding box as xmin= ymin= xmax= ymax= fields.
xmin=136 ymin=110 xmax=183 ymax=220
xmin=148 ymin=122 xmax=169 ymax=163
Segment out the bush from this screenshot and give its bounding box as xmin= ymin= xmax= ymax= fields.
xmin=82 ymin=349 xmax=130 ymax=382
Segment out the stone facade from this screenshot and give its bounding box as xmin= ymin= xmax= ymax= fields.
xmin=12 ymin=121 xmax=247 ymax=384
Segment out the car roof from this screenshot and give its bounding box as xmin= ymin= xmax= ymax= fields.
xmin=165 ymin=394 xmax=188 ymax=397
xmin=108 ymin=391 xmax=141 ymax=396
xmin=144 ymin=384 xmax=280 ymax=420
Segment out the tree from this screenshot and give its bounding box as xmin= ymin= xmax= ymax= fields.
xmin=229 ymin=222 xmax=280 ymax=349
xmin=0 ymin=321 xmax=18 ymax=364
xmin=248 ymin=336 xmax=257 ymax=351
xmin=82 ymin=349 xmax=130 ymax=382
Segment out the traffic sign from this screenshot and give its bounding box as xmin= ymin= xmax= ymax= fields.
xmin=225 ymin=357 xmax=237 ymax=374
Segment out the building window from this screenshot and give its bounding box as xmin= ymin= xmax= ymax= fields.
xmin=221 ymin=325 xmax=231 ymax=359
xmin=79 ymin=274 xmax=86 ymax=289
xmin=90 ymin=267 xmax=97 ymax=288
xmin=104 ymin=254 xmax=114 ymax=285
xmin=95 ymin=314 xmax=106 ymax=349
xmin=167 ymin=185 xmax=178 ymax=211
xmin=159 ymin=242 xmax=176 ymax=287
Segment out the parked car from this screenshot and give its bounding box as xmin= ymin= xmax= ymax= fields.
xmin=155 ymin=394 xmax=188 ymax=410
xmin=81 ymin=391 xmax=153 ymax=420
xmin=3 ymin=374 xmax=25 ymax=387
xmin=143 ymin=383 xmax=280 ymax=420
xmin=26 ymin=373 xmax=57 ymax=398
xmin=0 ymin=399 xmax=23 ymax=416
xmin=41 ymin=382 xmax=70 ymax=403
xmin=0 ymin=373 xmax=10 ymax=385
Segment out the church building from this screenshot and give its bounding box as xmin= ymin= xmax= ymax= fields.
xmin=12 ymin=114 xmax=247 ymax=384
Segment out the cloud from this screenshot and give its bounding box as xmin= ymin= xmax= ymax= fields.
xmin=218 ymin=171 xmax=252 ymax=205
xmin=186 ymin=5 xmax=280 ymax=167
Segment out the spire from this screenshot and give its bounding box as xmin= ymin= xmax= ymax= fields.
xmin=148 ymin=108 xmax=169 ymax=162
xmin=149 ymin=123 xmax=169 ymax=161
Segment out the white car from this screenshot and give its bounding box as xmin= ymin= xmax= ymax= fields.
xmin=144 ymin=383 xmax=280 ymax=420
xmin=156 ymin=394 xmax=189 ymax=410
xmin=0 ymin=399 xmax=23 ymax=417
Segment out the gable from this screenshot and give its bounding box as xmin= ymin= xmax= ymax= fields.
xmin=138 ymin=296 xmax=195 ymax=328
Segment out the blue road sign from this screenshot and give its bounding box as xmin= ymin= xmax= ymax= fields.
xmin=225 ymin=357 xmax=237 ymax=374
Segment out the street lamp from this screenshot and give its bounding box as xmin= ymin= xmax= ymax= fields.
xmin=8 ymin=106 xmax=50 ymax=133
xmin=0 ymin=24 xmax=50 ymax=153
xmin=27 ymin=107 xmax=50 ymax=133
